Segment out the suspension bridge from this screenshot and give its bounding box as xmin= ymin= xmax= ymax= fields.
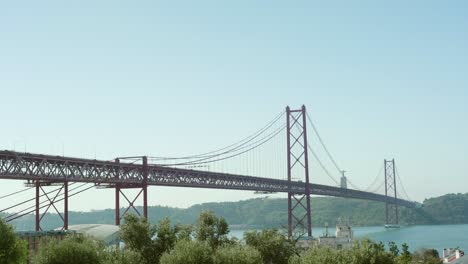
xmin=0 ymin=105 xmax=416 ymax=238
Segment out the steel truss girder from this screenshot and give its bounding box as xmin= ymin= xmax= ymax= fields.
xmin=0 ymin=151 xmax=415 ymax=209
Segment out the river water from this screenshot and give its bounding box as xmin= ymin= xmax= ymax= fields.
xmin=230 ymin=224 xmax=468 ymax=254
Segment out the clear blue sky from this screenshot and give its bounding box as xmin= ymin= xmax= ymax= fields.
xmin=0 ymin=1 xmax=467 ymax=211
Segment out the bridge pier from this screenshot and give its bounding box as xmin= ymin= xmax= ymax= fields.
xmin=114 ymin=157 xmax=148 ymax=225
xmin=33 ymin=180 xmax=69 ymax=231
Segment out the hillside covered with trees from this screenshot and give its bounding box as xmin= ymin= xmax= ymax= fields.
xmin=5 ymin=193 xmax=467 ymax=231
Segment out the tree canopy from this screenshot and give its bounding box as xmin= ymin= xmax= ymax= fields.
xmin=0 ymin=218 xmax=27 ymax=264
xmin=1 ymin=211 xmax=445 ymax=264
xmin=244 ymin=229 xmax=295 ymax=264
xmin=34 ymin=235 xmax=101 ymax=264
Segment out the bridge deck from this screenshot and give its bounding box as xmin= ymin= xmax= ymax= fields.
xmin=0 ymin=151 xmax=415 ymax=208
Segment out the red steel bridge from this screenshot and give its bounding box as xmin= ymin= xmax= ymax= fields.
xmin=0 ymin=105 xmax=415 ymax=238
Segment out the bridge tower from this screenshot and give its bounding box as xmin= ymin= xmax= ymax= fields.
xmin=286 ymin=105 xmax=312 ymax=239
xmin=384 ymin=159 xmax=398 ymax=226
xmin=340 ymin=170 xmax=347 ymax=189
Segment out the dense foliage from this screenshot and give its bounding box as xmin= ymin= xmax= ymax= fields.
xmin=34 ymin=235 xmax=101 ymax=264
xmin=1 ymin=212 xmax=445 ymax=264
xmin=0 ymin=219 xmax=27 ymax=264
xmin=119 ymin=214 xmax=159 ymax=264
xmin=213 ymin=244 xmax=263 ymax=264
xmin=8 ymin=193 xmax=468 ymax=230
xmin=99 ymin=248 xmax=143 ymax=264
xmin=289 ymin=240 xmax=441 ymax=264
xmin=34 ymin=235 xmax=142 ymax=264
xmin=159 ymin=239 xmax=212 ymax=264
xmin=194 ymin=211 xmax=230 ymax=249
xmin=119 ymin=214 xmax=187 ymax=264
xmin=244 ymin=229 xmax=295 ymax=264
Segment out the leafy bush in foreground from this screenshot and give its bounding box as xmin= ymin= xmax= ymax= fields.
xmin=0 ymin=218 xmax=27 ymax=264
xmin=34 ymin=235 xmax=100 ymax=264
xmin=159 ymin=239 xmax=212 ymax=264
xmin=244 ymin=229 xmax=295 ymax=264
xmin=213 ymin=244 xmax=262 ymax=264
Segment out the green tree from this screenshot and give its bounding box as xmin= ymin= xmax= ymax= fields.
xmin=34 ymin=235 xmax=101 ymax=264
xmin=213 ymin=244 xmax=263 ymax=264
xmin=244 ymin=229 xmax=295 ymax=264
xmin=174 ymin=223 xmax=192 ymax=241
xmin=410 ymin=249 xmax=441 ymax=264
xmin=288 ymin=246 xmax=348 ymax=264
xmin=154 ymin=218 xmax=178 ymax=254
xmin=290 ymin=239 xmax=397 ymax=264
xmin=395 ymin=243 xmax=412 ymax=264
xmin=160 ymin=239 xmax=212 ymax=264
xmin=389 ymin=241 xmax=400 ymax=257
xmin=195 ymin=211 xmax=230 ymax=249
xmin=120 ymin=214 xmax=189 ymax=264
xmin=119 ymin=214 xmax=159 ymax=264
xmin=100 ymin=248 xmax=143 ymax=264
xmin=0 ymin=219 xmax=27 ymax=264
xmin=345 ymin=239 xmax=395 ymax=264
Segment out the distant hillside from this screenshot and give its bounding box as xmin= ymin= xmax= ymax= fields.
xmin=5 ymin=193 xmax=468 ymax=231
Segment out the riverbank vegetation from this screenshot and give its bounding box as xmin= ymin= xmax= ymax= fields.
xmin=1 ymin=213 xmax=443 ymax=264
xmin=7 ymin=193 xmax=467 ymax=231
xmin=0 ymin=218 xmax=27 ymax=264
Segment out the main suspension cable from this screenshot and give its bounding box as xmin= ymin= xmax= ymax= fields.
xmin=365 ymin=164 xmax=384 ymax=192
xmin=162 ymin=125 xmax=286 ymax=167
xmin=306 ymin=112 xmax=363 ymax=190
xmin=371 ymin=181 xmax=385 ymax=194
xmin=306 ymin=113 xmax=342 ymax=173
xmin=290 ymin=119 xmax=340 ymax=186
xmin=307 ymin=144 xmax=340 ymax=186
xmin=149 ymin=111 xmax=285 ymax=161
xmin=395 ymin=167 xmax=411 ymax=201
